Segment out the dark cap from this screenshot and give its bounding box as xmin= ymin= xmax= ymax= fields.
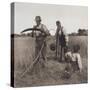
xmin=35 ymin=16 xmax=41 ymax=21
xmin=56 ymin=21 xmax=61 ymax=24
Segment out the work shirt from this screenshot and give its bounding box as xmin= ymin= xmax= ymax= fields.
xmin=55 ymin=26 xmax=68 ymax=47
xmin=72 ymin=53 xmax=82 ymax=71
xmin=59 ymin=27 xmax=68 ymax=44
xmin=33 ymin=24 xmax=49 ymax=37
xmin=65 ymin=51 xmax=82 ymax=72
xmin=33 ymin=24 xmax=49 ymax=61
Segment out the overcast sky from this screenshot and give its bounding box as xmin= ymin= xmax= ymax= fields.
xmin=14 ymin=2 xmax=88 ymax=35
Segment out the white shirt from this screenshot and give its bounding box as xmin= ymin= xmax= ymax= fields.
xmin=58 ymin=27 xmax=69 ymax=43
xmin=72 ymin=53 xmax=82 ymax=70
xmin=33 ymin=24 xmax=49 ymax=36
xmin=65 ymin=52 xmax=82 ymax=71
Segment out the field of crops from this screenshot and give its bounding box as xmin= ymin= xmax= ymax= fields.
xmin=12 ymin=35 xmax=88 ymax=87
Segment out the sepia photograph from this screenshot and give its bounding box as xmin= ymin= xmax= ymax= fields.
xmin=11 ymin=2 xmax=88 ymax=87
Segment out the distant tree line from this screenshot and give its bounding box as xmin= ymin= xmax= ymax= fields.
xmin=68 ymin=29 xmax=88 ymax=36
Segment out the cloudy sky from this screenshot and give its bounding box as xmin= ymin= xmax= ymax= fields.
xmin=14 ymin=2 xmax=88 ymax=35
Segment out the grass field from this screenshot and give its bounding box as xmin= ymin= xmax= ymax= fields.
xmin=12 ymin=35 xmax=88 ymax=87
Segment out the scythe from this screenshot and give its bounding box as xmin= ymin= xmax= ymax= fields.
xmin=20 ymin=28 xmax=47 ymax=77
xmin=21 ymin=28 xmax=47 ymax=36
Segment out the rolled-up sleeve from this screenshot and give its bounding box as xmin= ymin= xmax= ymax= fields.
xmin=42 ymin=25 xmax=49 ymax=35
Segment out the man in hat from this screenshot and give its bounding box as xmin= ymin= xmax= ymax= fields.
xmin=33 ymin=16 xmax=49 ymax=66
